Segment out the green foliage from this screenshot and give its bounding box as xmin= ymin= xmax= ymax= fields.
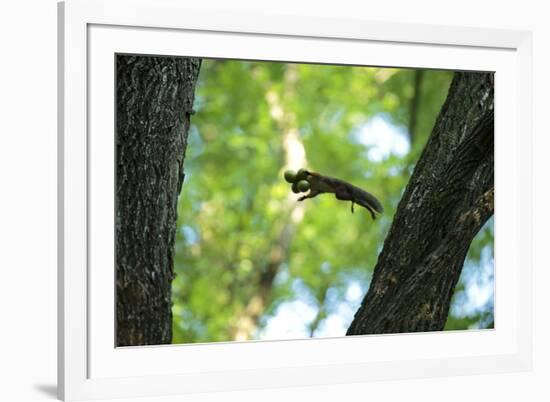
xmin=171 ymin=59 xmax=491 ymax=343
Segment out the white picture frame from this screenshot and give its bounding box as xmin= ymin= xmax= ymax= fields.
xmin=58 ymin=0 xmax=533 ymax=400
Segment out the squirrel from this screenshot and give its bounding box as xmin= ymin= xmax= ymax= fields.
xmin=297 ymin=170 xmax=384 ymax=220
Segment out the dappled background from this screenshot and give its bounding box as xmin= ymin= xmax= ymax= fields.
xmin=171 ymin=60 xmax=494 ymax=344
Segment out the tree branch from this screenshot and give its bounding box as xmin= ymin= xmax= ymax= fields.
xmin=347 ymin=72 xmax=494 ymax=335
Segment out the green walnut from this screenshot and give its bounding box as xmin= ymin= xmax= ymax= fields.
xmin=297 ymin=180 xmax=310 ymax=192
xmin=291 ymin=182 xmax=300 ymax=193
xmin=296 ymin=168 xmax=308 ymax=181
xmin=284 ymin=169 xmax=297 ymax=183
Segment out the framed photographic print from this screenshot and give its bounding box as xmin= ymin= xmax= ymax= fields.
xmin=58 ymin=0 xmax=533 ymax=400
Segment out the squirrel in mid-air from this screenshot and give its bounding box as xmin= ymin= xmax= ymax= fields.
xmin=285 ymin=169 xmax=384 ymax=220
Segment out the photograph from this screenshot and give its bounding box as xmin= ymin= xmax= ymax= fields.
xmin=115 ymin=55 xmax=494 ymax=347
xmin=2 ymin=0 xmax=544 ymax=400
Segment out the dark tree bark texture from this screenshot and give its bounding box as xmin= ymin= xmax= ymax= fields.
xmin=347 ymin=72 xmax=494 ymax=335
xmin=116 ymin=55 xmax=201 ymax=346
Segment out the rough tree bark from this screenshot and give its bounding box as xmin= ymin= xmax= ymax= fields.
xmin=116 ymin=55 xmax=201 ymax=346
xmin=347 ymin=72 xmax=494 ymax=335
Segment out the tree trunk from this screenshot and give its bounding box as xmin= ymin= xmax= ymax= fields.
xmin=116 ymin=55 xmax=201 ymax=346
xmin=347 ymin=72 xmax=494 ymax=335
xmin=407 ymin=69 xmax=424 ymax=144
xmin=232 ymin=64 xmax=308 ymax=340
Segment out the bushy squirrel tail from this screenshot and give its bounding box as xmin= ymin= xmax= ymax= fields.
xmin=355 ymin=188 xmax=384 ymax=214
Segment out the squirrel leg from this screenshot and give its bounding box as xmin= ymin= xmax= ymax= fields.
xmin=351 ymin=202 xmax=355 ymax=213
xmin=365 ymin=204 xmax=376 ymax=220
xmin=298 ymin=189 xmax=321 ymax=202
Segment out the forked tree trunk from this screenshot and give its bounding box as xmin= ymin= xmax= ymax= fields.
xmin=347 ymin=72 xmax=494 ymax=335
xmin=116 ymin=55 xmax=201 ymax=346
